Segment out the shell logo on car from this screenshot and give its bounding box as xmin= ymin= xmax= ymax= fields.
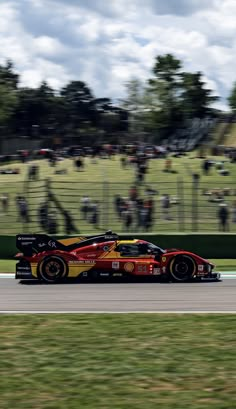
xmin=124 ymin=262 xmax=135 ymax=272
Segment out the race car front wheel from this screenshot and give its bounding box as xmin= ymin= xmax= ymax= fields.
xmin=169 ymin=255 xmax=196 ymax=282
xmin=38 ymin=256 xmax=68 ymax=283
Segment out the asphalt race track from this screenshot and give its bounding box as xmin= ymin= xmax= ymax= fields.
xmin=1 ymin=276 xmax=236 ymax=312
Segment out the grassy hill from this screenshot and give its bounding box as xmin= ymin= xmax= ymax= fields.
xmin=0 ymin=153 xmax=236 ymax=234
xmin=210 ymin=120 xmax=232 ymax=146
xmin=222 ymin=123 xmax=236 ymax=147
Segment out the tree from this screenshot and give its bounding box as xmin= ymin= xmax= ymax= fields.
xmin=0 ymin=60 xmax=19 ymax=89
xmin=152 ymin=54 xmax=182 ymax=83
xmin=121 ymin=78 xmax=148 ymax=133
xmin=122 ymin=78 xmax=145 ymax=110
xmin=148 ymin=54 xmax=184 ymax=136
xmin=34 ymin=82 xmax=62 ymax=136
xmin=60 ymin=81 xmax=97 ymax=129
xmin=0 ymin=84 xmax=18 ymax=125
xmin=93 ymin=97 xmax=115 ymax=129
xmin=0 ymin=61 xmax=19 ymax=131
xmin=146 ymin=54 xmax=219 ymax=140
xmin=228 ymin=82 xmax=236 ymax=113
xmin=181 ymin=72 xmax=218 ymax=118
xmin=11 ymin=82 xmax=60 ymax=137
xmin=93 ymin=98 xmax=129 ymax=138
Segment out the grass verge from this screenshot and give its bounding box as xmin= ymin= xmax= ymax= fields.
xmin=0 ymin=314 xmax=236 ymax=409
xmin=0 ymin=259 xmax=235 ymax=273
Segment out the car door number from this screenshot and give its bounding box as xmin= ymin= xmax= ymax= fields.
xmin=137 ymin=265 xmax=148 ymax=273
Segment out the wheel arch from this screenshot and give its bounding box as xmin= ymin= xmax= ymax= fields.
xmin=168 ymin=253 xmax=197 ymax=282
xmin=37 ymin=254 xmax=68 ymax=283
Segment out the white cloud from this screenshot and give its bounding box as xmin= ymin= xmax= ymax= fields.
xmin=33 ymin=36 xmax=67 ymax=57
xmin=20 ymin=59 xmax=70 ymax=89
xmin=0 ymin=0 xmax=235 ymax=110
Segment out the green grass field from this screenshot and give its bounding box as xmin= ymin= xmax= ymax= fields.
xmin=0 ymin=314 xmax=236 ymax=409
xmin=0 ymin=153 xmax=236 ymax=234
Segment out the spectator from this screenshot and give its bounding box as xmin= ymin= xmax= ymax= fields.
xmin=119 ymin=197 xmax=128 ymax=218
xmin=18 ymin=150 xmax=29 ymax=163
xmin=218 ymin=203 xmax=229 ymax=231
xmin=114 ymin=195 xmax=122 ymax=218
xmin=136 ymin=168 xmax=144 ymax=183
xmin=122 ymin=207 xmax=133 ymax=231
xmin=202 ymin=159 xmax=211 ymax=175
xmin=1 ymin=193 xmax=9 ymax=213
xmin=63 ymin=210 xmax=78 ymax=234
xmin=232 ymin=201 xmax=236 ymax=223
xmin=28 ymin=164 xmax=39 ymax=181
xmin=192 ymin=173 xmax=200 ymax=184
xmin=164 ymin=158 xmax=172 ymax=172
xmin=139 ymin=161 xmax=147 ymax=176
xmin=15 ymin=196 xmax=21 ymax=221
xmin=144 ymin=197 xmax=154 ymax=231
xmin=120 ymin=156 xmax=127 ymax=168
xmin=38 ymin=201 xmax=49 ymax=231
xmin=74 ymin=157 xmax=84 ymax=171
xmin=47 ymin=210 xmax=58 ymax=234
xmin=139 ymin=203 xmax=149 ymax=230
xmin=136 ymin=198 xmax=144 ymax=229
xmin=90 ymin=201 xmax=100 ymax=228
xmin=80 ymin=195 xmax=91 ymax=220
xmin=49 ymin=154 xmax=57 ymax=167
xmin=161 ymin=194 xmax=171 ymax=220
xmin=129 ymin=185 xmax=138 ymax=202
xmin=16 ymin=196 xmax=30 ymax=223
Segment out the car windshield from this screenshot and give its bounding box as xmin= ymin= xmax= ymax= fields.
xmin=146 ymin=243 xmax=165 ymax=254
xmin=116 ymin=242 xmax=165 ymax=256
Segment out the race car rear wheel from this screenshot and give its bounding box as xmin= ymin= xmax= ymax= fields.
xmin=169 ymin=255 xmax=196 ymax=282
xmin=38 ymin=256 xmax=68 ymax=283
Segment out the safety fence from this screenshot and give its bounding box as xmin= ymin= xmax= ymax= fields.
xmin=0 ymin=177 xmax=236 ymax=234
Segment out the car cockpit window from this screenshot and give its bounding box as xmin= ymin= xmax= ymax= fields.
xmin=116 ymin=243 xmax=164 ymax=257
xmin=116 ymin=244 xmax=139 ymax=256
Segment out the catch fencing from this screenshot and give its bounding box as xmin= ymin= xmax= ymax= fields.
xmin=0 ymin=177 xmax=236 ymax=234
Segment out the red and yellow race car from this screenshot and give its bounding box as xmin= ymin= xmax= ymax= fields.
xmin=15 ymin=231 xmax=220 ymax=283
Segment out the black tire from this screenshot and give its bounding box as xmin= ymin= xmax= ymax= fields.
xmin=38 ymin=256 xmax=68 ymax=283
xmin=169 ymin=255 xmax=196 ymax=282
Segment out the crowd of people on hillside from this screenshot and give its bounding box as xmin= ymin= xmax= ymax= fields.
xmin=113 ymin=185 xmax=175 ymax=231
xmin=1 ymin=185 xmax=236 ymax=233
xmin=1 ymin=141 xmax=236 ymax=234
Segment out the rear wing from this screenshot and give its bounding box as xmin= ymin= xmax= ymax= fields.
xmin=16 ymin=231 xmax=120 ymax=256
xmin=16 ymin=234 xmax=67 ymax=256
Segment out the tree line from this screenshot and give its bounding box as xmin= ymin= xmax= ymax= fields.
xmin=0 ymin=60 xmax=129 ymax=145
xmin=0 ymin=54 xmax=235 ymax=145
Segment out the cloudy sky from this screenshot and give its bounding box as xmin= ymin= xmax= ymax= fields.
xmin=0 ymin=0 xmax=236 ymax=110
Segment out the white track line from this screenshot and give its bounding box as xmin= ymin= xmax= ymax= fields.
xmin=1 ymin=273 xmax=236 ymax=279
xmin=0 ymin=274 xmax=15 ymax=278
